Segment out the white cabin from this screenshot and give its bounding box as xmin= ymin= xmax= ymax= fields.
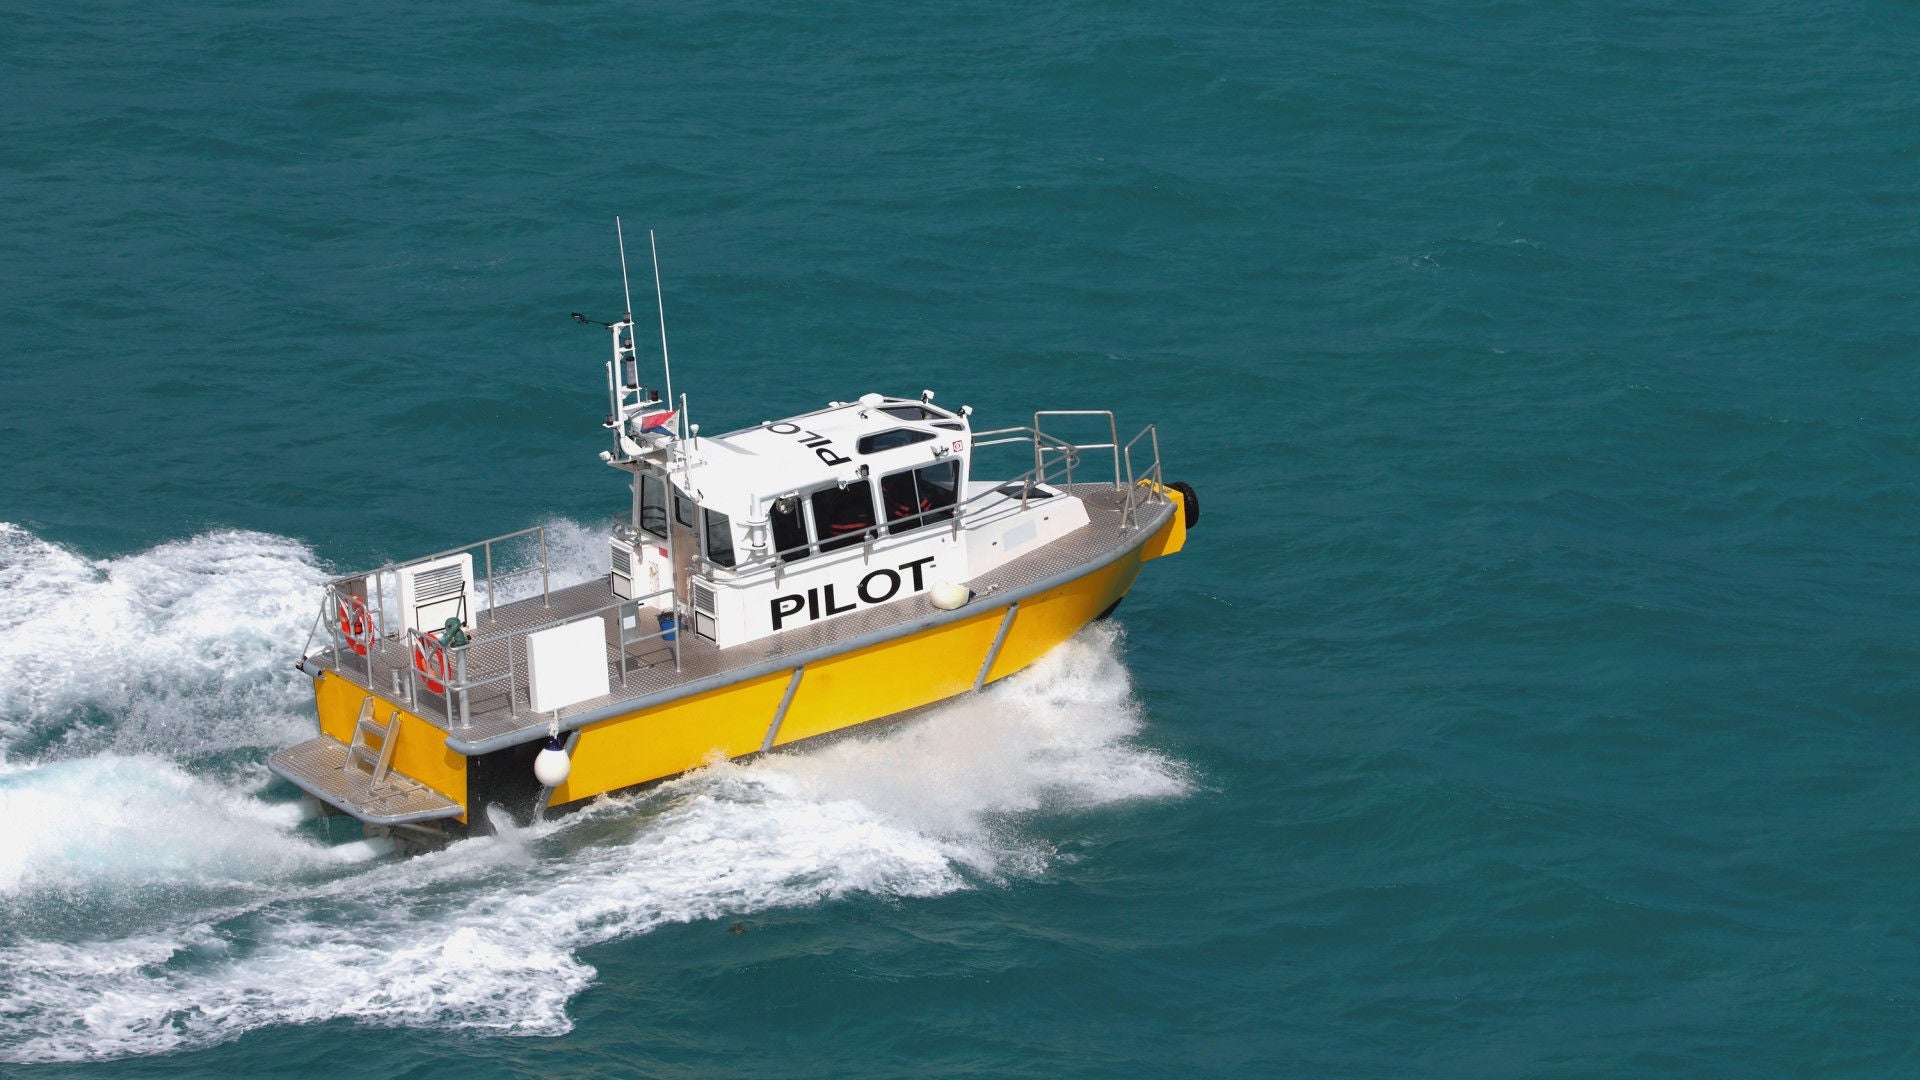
xmin=608 ymin=391 xmax=1089 ymax=648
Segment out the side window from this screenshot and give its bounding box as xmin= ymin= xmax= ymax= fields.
xmin=639 ymin=473 xmax=667 ymax=537
xmin=882 ymin=461 xmax=959 ymax=534
xmin=771 ymin=497 xmax=810 ymax=562
xmin=880 ymin=470 xmax=923 ymax=533
xmin=703 ymin=508 xmax=736 ymax=569
xmin=918 ymin=460 xmax=958 ymax=523
xmin=856 ymin=428 xmax=936 ymax=454
xmin=811 ymin=483 xmax=877 ymax=552
xmin=673 ymin=491 xmax=694 ymax=528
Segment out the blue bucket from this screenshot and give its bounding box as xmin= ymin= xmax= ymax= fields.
xmin=657 ymin=612 xmax=677 ymax=642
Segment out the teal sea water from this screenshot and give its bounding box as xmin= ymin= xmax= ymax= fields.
xmin=4 ymin=1 xmax=1918 ymax=1074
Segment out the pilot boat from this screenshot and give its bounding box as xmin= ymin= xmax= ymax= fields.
xmin=270 ymin=291 xmax=1198 ymax=852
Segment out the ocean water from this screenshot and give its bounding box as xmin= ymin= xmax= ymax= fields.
xmin=4 ymin=0 xmax=1918 ymax=1074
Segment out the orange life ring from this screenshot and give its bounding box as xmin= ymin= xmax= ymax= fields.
xmin=413 ymin=633 xmax=450 ymax=694
xmin=336 ymin=595 xmax=373 ymax=657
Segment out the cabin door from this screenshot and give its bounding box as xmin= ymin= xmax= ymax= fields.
xmin=670 ymin=490 xmax=699 ymax=606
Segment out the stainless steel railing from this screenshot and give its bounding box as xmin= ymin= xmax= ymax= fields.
xmin=400 ymin=583 xmax=680 ymax=730
xmin=338 ymin=524 xmax=556 ymax=634
xmin=302 ymin=522 xmax=562 ymax=655
xmin=732 ymin=414 xmax=1164 ymax=574
xmin=295 ymin=415 xmax=1169 ymax=724
xmin=974 ymin=411 xmax=1164 ymax=527
xmin=304 ymin=577 xmax=682 ymax=731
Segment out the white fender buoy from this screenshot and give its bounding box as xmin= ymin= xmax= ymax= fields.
xmin=930 ymin=582 xmax=970 ymax=610
xmin=534 ymin=739 xmax=571 ymax=787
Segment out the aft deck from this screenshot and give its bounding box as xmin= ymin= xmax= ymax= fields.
xmin=300 ymin=485 xmax=1171 ymax=754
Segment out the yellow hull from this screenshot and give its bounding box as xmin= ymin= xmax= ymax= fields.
xmin=312 ymin=670 xmax=470 ymax=816
xmin=309 ymin=485 xmax=1188 ymax=824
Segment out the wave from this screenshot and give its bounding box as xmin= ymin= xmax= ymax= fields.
xmin=0 ymin=524 xmax=328 ymax=763
xmin=0 ymin=520 xmax=613 ymax=765
xmin=0 ymin=755 xmax=377 ymax=898
xmin=0 ymin=523 xmax=1186 ymax=1063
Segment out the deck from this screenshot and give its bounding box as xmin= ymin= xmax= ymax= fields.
xmin=300 ymin=485 xmax=1171 ymax=754
xmin=270 ymin=734 xmax=464 ymax=825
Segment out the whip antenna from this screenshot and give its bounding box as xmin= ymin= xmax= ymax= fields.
xmin=650 ymin=229 xmax=675 ymax=417
xmin=615 ymin=217 xmax=635 ymax=319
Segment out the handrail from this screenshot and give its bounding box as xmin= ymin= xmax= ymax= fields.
xmin=314 ymin=585 xmax=380 ymax=684
xmin=325 ymin=523 xmax=548 ymax=588
xmin=401 ymin=582 xmax=681 ymax=727
xmin=301 ymin=596 xmax=328 ymax=661
xmin=1034 ymin=410 xmax=1121 ymax=491
xmin=460 ymin=584 xmax=671 ymax=649
xmin=326 ymin=524 xmax=559 ymax=648
xmin=303 ymin=417 xmax=1167 ymax=727
xmin=320 ymin=421 xmax=1149 ymax=603
xmin=1120 ymin=423 xmax=1163 ymax=530
xmin=318 ymin=422 xmax=1162 ymax=613
xmin=700 ymin=420 xmax=1162 ymax=573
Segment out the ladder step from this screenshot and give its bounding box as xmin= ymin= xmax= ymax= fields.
xmin=343 ymin=696 xmax=402 ymax=790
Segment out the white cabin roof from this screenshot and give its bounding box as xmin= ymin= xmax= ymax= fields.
xmin=665 ymin=394 xmax=971 ymax=516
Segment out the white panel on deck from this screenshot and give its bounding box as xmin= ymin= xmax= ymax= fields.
xmin=526 ymin=616 xmax=611 ymax=714
xmin=398 ymin=553 xmax=474 ymax=635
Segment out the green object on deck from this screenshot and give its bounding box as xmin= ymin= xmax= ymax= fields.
xmin=439 ymin=616 xmax=469 ymax=648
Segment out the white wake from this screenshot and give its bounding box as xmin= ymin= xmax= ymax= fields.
xmin=0 ymin=523 xmax=1186 ymax=1064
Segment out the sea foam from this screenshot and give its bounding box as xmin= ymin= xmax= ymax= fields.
xmin=0 ymin=524 xmax=327 ymax=761
xmin=0 ymin=602 xmax=1185 ymax=1063
xmin=0 ymin=520 xmax=613 ymax=764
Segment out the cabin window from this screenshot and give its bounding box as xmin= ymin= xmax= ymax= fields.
xmin=880 ymin=404 xmax=935 ymax=421
xmin=811 ymin=483 xmax=877 ymax=552
xmin=639 ymin=473 xmax=668 ymax=537
xmin=703 ymin=508 xmax=736 ymax=569
xmin=673 ymin=492 xmax=694 ymax=528
xmin=881 ymin=460 xmax=959 ymax=534
xmin=770 ymin=496 xmax=810 ymax=562
xmin=857 ymin=428 xmax=936 ymax=455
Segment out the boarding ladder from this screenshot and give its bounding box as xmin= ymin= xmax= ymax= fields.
xmin=346 ymin=696 xmax=400 ymax=790
xmin=269 ymin=696 xmax=464 ymax=826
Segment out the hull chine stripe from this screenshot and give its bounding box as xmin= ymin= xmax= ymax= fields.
xmin=976 ymin=603 xmax=1020 ymax=690
xmin=761 ymin=666 xmax=807 ymax=753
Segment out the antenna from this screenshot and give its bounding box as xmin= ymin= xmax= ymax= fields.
xmin=615 ymin=217 xmax=635 ymax=320
xmin=649 ymin=229 xmax=675 ymax=423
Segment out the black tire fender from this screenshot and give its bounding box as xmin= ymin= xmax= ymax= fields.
xmin=1169 ymin=480 xmax=1200 ymax=528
